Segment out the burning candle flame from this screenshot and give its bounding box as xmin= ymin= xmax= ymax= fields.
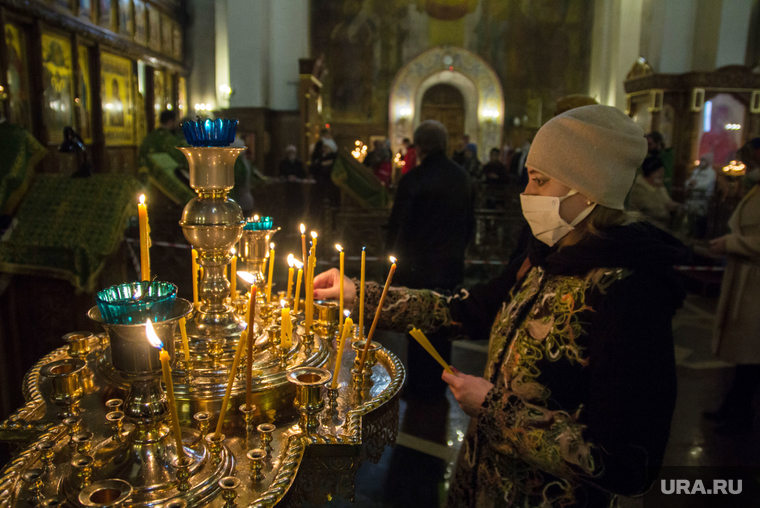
xmin=145 ymin=320 xmax=163 ymax=350
xmin=293 ymin=259 xmax=303 ymax=269
xmin=389 ymin=256 xmax=397 ymax=264
xmin=311 ymin=231 xmax=318 ymax=240
xmin=230 ymin=247 xmax=236 ymax=255
xmin=344 ymin=309 xmax=351 ymax=317
xmin=237 ymin=271 xmax=255 ymax=284
xmin=335 ymin=244 xmax=343 ymax=252
xmin=287 ymin=254 xmax=295 ymax=267
xmin=253 ymin=214 xmax=260 ymax=221
xmin=270 ymin=242 xmax=275 ymax=250
xmin=139 ymin=194 xmax=146 ymax=205
xmin=280 ymin=299 xmax=287 ymax=308
xmin=300 ymin=224 xmax=305 ymax=234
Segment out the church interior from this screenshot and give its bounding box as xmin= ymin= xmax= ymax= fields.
xmin=1 ymin=0 xmax=760 ymax=507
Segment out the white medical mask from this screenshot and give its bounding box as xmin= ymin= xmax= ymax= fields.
xmin=520 ymin=189 xmax=597 ymax=247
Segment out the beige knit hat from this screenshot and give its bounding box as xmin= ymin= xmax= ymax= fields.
xmin=525 ymin=105 xmax=647 ymax=210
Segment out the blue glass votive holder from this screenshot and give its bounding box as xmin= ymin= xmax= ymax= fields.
xmin=181 ymin=118 xmax=238 ymax=147
xmin=95 ymin=281 xmax=178 ymax=325
xmin=243 ymin=216 xmax=274 ymax=231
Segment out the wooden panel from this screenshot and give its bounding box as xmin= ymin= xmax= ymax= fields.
xmin=420 ymin=84 xmax=465 ymax=155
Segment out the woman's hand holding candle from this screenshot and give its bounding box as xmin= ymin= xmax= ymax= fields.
xmin=312 ymin=268 xmax=356 ymax=306
xmin=441 ymin=371 xmax=493 ymax=418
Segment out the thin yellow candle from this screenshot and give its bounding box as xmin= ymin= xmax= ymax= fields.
xmin=266 ymin=242 xmax=275 ymax=303
xmin=281 ymin=302 xmax=291 ymax=348
xmin=246 ymin=286 xmax=257 ymax=409
xmin=215 ymin=329 xmax=247 ymax=438
xmin=335 ymin=244 xmax=344 ymax=332
xmin=293 ymin=260 xmax=303 ymax=314
xmin=305 ymin=254 xmax=315 ymax=330
xmin=360 ymin=257 xmax=396 ymax=372
xmin=331 ymin=315 xmax=353 ymax=389
xmin=300 ymin=224 xmax=307 ymax=267
xmin=191 ymin=249 xmax=199 ymax=308
xmin=229 ymin=248 xmax=237 ymax=297
xmin=138 ymin=194 xmax=151 ymax=281
xmin=359 ymin=247 xmax=366 ymax=339
xmin=179 ymin=317 xmax=190 ymax=363
xmin=286 ymin=254 xmax=295 ymax=301
xmin=410 ymin=328 xmax=454 ymax=374
xmin=310 ymin=231 xmax=318 ymax=252
xmin=146 ymin=320 xmax=184 ymax=459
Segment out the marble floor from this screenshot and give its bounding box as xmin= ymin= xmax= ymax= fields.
xmin=325 ymin=292 xmax=760 ymax=508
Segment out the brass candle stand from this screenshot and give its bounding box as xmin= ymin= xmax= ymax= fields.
xmin=238 ymin=226 xmax=280 ymax=305
xmin=287 ymin=368 xmax=332 ymax=435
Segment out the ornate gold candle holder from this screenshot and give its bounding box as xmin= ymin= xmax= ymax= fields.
xmin=314 ymin=301 xmax=340 ymax=336
xmin=172 ymin=456 xmax=194 ymax=492
xmin=257 ymin=423 xmax=275 ymax=455
xmin=239 ymin=226 xmax=280 ymax=304
xmin=63 ymin=416 xmax=82 ymax=449
xmin=352 ymin=340 xmax=382 ymax=386
xmin=71 ymin=455 xmax=94 ymax=490
xmin=179 ymin=146 xmax=247 ymax=339
xmin=36 ymin=440 xmax=55 ymax=472
xmin=219 ymin=476 xmax=240 ymax=507
xmin=194 ymin=411 xmax=212 ymax=435
xmin=239 ymin=404 xmax=256 ymax=431
xmin=106 ymin=411 xmax=125 ymax=442
xmin=286 ymin=367 xmax=332 ymax=435
xmin=105 ymin=398 xmax=123 ymax=412
xmin=78 ymin=479 xmax=132 ymax=507
xmin=40 ymin=358 xmax=87 ymax=419
xmin=247 ymin=449 xmax=266 ymax=482
xmin=302 ymin=331 xmax=315 ymax=355
xmin=72 ymin=431 xmax=93 ymax=456
xmin=62 ymin=331 xmax=93 ymax=359
xmin=205 ymin=433 xmax=225 ymax=466
xmin=325 ymin=387 xmax=339 ymax=411
xmin=22 ymin=468 xmax=44 ymax=504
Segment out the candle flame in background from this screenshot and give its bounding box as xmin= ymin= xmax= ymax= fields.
xmin=145 ymin=320 xmax=163 ymax=349
xmin=280 ymin=299 xmax=287 ymax=309
xmin=389 ymin=256 xmax=397 ymax=264
xmin=230 ymin=247 xmax=236 ymax=255
xmin=139 ymin=194 xmax=146 ymax=205
xmin=722 ymin=160 xmax=746 ymax=174
xmin=335 ymin=244 xmax=343 ymax=252
xmin=293 ymin=259 xmax=304 ymax=269
xmin=300 ymin=224 xmax=306 ymax=234
xmin=287 ymin=254 xmax=295 ymax=267
xmin=237 ymin=271 xmax=255 ymax=284
xmin=270 ymin=242 xmax=275 ymax=250
xmin=351 ymin=141 xmax=369 ymax=162
xmin=311 ymin=231 xmax=318 ymax=240
xmin=253 ymin=214 xmax=260 ymax=221
xmin=344 ymin=309 xmax=351 ymax=317
xmin=694 ymin=160 xmax=700 ymax=166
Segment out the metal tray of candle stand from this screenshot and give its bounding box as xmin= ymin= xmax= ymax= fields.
xmin=0 ymin=317 xmax=404 ymax=507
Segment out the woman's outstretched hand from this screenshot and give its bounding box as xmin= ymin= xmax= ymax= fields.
xmin=313 ymin=268 xmax=357 ymax=308
xmin=442 ymin=370 xmax=494 ymax=417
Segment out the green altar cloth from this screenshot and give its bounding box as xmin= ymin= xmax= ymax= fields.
xmin=0 ymin=122 xmax=47 ymax=214
xmin=0 ymin=174 xmax=142 ymax=292
xmin=138 ymin=128 xmax=194 ymax=205
xmin=331 ymin=149 xmax=390 ymax=209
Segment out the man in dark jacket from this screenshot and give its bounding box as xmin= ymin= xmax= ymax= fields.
xmin=387 ymin=120 xmax=475 ymax=398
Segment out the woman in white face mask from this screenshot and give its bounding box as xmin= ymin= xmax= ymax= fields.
xmin=313 ymin=105 xmax=688 ymax=508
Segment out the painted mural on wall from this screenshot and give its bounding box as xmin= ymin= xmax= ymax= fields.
xmin=101 ymin=52 xmax=135 ymax=146
xmin=311 ymin=0 xmax=592 ymax=132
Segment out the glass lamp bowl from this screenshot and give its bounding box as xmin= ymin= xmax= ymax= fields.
xmin=181 ymin=118 xmax=238 ymax=147
xmin=243 ymin=216 xmax=274 ymax=231
xmin=95 ymin=281 xmax=178 ymax=325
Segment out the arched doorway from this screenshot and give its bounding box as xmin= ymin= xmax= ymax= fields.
xmin=389 ymin=46 xmax=504 ymax=162
xmin=420 ymin=84 xmax=465 ymax=156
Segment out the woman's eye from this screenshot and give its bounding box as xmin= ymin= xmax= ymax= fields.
xmin=531 ymin=178 xmax=545 ymax=186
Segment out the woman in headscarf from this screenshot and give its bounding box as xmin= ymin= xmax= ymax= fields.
xmin=314 ymin=105 xmax=686 ymax=507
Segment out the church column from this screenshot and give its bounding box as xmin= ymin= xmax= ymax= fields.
xmin=715 ymin=0 xmax=754 ymax=67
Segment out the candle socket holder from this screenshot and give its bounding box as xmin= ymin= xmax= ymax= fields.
xmin=175 ymin=358 xmax=193 ymax=383
xmin=314 ymin=301 xmax=340 ymax=336
xmin=286 ymin=367 xmax=332 ymax=435
xmin=353 ymin=340 xmax=382 ymax=381
xmin=105 ymin=398 xmax=123 ymax=412
xmin=325 ymin=387 xmax=339 ymax=411
xmin=303 ymin=332 xmax=315 ymax=355
xmin=173 ymin=456 xmax=194 ymax=492
xmin=350 ymin=368 xmax=364 ymax=389
xmin=239 ymin=227 xmax=280 ymax=304
xmin=36 ymin=440 xmax=55 ymax=472
xmin=239 ymin=404 xmax=256 ymax=431
xmin=78 ymin=479 xmax=132 ymax=508
xmin=72 ymin=431 xmax=93 ymax=456
xmin=205 ymin=433 xmax=225 ymax=466
xmin=219 ymin=476 xmax=240 ymax=507
xmin=22 ymin=468 xmax=45 ymax=504
xmin=232 ymin=296 xmax=248 ymax=318
xmin=247 ymin=449 xmax=267 ymax=482
xmin=257 ymin=423 xmax=275 ymax=455
xmin=106 ymin=411 xmax=125 ymax=442
xmin=208 ymin=339 xmax=225 ymax=367
xmin=63 ymin=416 xmax=82 ymax=449
xmin=194 ymin=411 xmax=212 ymax=435
xmin=62 ymin=331 xmax=93 ymax=359
xmin=71 ymin=455 xmax=94 ymax=490
xmin=41 ymin=358 xmax=87 ymax=419
xmin=277 ymin=345 xmax=288 ymax=369
xmin=266 ymin=325 xmax=281 ymax=350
